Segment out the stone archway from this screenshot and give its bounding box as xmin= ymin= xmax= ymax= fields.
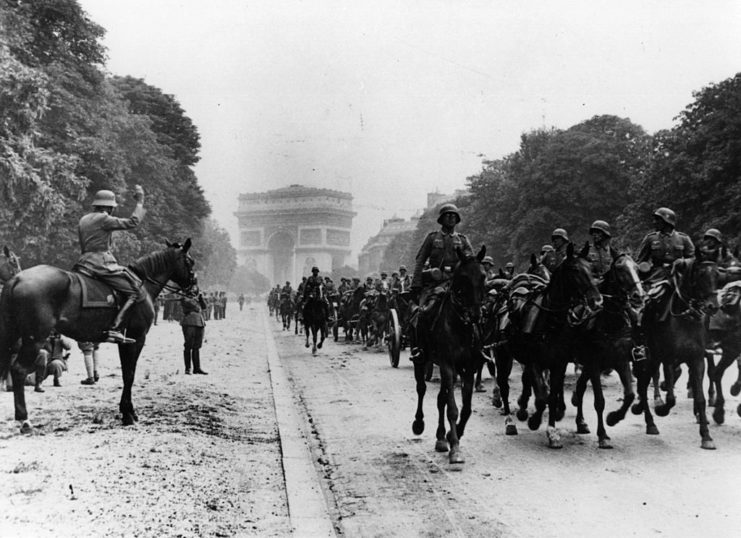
xmin=268 ymin=231 xmax=295 ymax=285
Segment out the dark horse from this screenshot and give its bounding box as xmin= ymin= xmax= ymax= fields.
xmin=279 ymin=293 xmax=294 ymax=331
xmin=340 ymin=287 xmax=364 ymax=341
xmin=571 ymin=253 xmax=644 ymax=448
xmin=0 ymin=240 xmax=195 ymax=432
xmin=366 ymin=290 xmax=390 ymax=349
xmin=412 ymin=245 xmax=487 ymax=464
xmin=499 ymin=243 xmax=602 ymax=448
xmin=303 ymin=293 xmax=327 ymax=355
xmin=633 ymin=257 xmax=719 ymax=449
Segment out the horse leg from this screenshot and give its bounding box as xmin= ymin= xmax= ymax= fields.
xmin=304 ymin=321 xmax=310 ymax=348
xmin=475 ymin=363 xmax=485 ymax=393
xmin=412 ymin=360 xmax=427 ymax=436
xmin=590 ymin=366 xmax=612 ymax=449
xmin=13 ymin=339 xmax=45 ymax=433
xmin=655 ymin=360 xmax=677 ymax=417
xmin=689 ymin=356 xmax=715 ymax=449
xmin=118 ymin=340 xmax=144 ymax=425
xmin=731 ymin=354 xmax=741 ymax=397
xmin=442 ymin=365 xmax=463 ymax=464
xmin=607 ymin=360 xmax=635 ymax=426
xmin=706 ymin=352 xmax=716 ymax=407
xmin=573 ymin=369 xmax=590 ymax=434
xmin=517 ymin=366 xmax=532 ymax=421
xmin=435 ymin=376 xmax=449 ymax=453
xmin=636 ymin=361 xmax=659 ymax=435
xmin=651 ymin=367 xmax=664 ymax=408
xmin=527 ymin=365 xmax=547 ymax=431
xmin=545 ymin=363 xmax=566 ymax=448
xmin=712 ymin=346 xmax=737 ymax=424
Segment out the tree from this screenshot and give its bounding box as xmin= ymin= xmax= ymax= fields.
xmin=196 ymin=219 xmax=236 ymax=289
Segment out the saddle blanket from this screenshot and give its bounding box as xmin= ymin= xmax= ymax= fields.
xmin=70 ymin=272 xmax=119 ymax=309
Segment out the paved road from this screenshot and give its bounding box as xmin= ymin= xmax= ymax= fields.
xmin=269 ymin=309 xmax=741 ymax=537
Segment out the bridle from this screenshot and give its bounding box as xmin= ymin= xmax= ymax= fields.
xmin=670 ymin=260 xmax=717 ymax=318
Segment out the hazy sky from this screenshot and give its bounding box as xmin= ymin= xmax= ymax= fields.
xmin=79 ymin=0 xmax=741 ymax=259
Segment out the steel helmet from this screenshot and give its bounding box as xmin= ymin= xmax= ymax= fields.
xmin=92 ymin=189 xmax=117 ymax=208
xmin=589 ymin=220 xmax=612 ymax=237
xmin=704 ymin=228 xmax=722 ymax=243
xmin=380 ymin=271 xmax=388 ymax=277
xmin=437 ymin=203 xmax=461 ymax=224
xmin=541 ymin=244 xmax=554 ymax=253
xmin=505 ymin=262 xmax=514 ymax=269
xmin=399 ymin=265 xmax=407 ymax=272
xmin=551 ymin=228 xmax=569 ymax=241
xmin=653 ymin=207 xmax=676 ymax=227
xmin=311 ymin=266 xmax=319 ymax=273
xmin=482 ymin=256 xmax=494 ymax=265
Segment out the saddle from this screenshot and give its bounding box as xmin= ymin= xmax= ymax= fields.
xmin=70 ymin=272 xmax=120 ymax=309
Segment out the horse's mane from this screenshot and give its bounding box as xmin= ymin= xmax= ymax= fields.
xmin=128 ymin=248 xmax=174 ymax=280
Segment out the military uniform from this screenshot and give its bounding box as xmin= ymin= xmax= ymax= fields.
xmin=636 ymin=229 xmax=695 ymax=283
xmin=587 ymin=243 xmax=614 ymax=280
xmin=411 ymin=230 xmax=474 ymax=290
xmin=181 ymin=292 xmax=208 ymax=374
xmin=303 ymin=274 xmax=324 ymax=300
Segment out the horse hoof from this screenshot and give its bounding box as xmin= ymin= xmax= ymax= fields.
xmin=731 ymin=383 xmax=741 ymax=397
xmin=505 ymin=424 xmax=518 ymax=436
xmin=701 ymin=439 xmax=716 ymax=450
xmin=412 ymin=420 xmax=424 ymax=435
xmin=570 ymin=392 xmax=578 ymax=407
xmin=492 ymin=396 xmax=502 ymax=408
xmin=304 ymin=343 xmax=309 ymax=348
xmin=606 ymin=412 xmax=620 ymax=427
xmin=576 ymin=423 xmax=590 ymax=435
xmin=655 ymin=404 xmax=671 ymax=417
xmin=20 ymin=420 xmax=32 ymax=434
xmin=646 ymin=424 xmax=659 ymax=435
xmin=475 ymin=384 xmax=486 ymax=393
xmin=527 ymin=415 xmax=541 ymax=431
xmin=598 ymin=438 xmax=613 ymax=449
xmin=449 ymin=449 xmax=464 ymax=464
xmin=547 ymin=427 xmax=562 ymax=449
xmin=659 ymin=381 xmax=667 ymax=391
xmin=712 ymin=408 xmax=725 ymax=425
xmin=631 ymin=402 xmax=644 ymax=415
xmin=554 ymin=408 xmax=565 ymax=422
xmin=435 ymin=439 xmax=449 ymax=452
xmin=317 ymin=342 xmax=323 ymax=349
xmin=516 ymin=408 xmax=529 ymax=422
xmin=737 ymin=403 xmax=741 ymax=418
xmin=653 ymin=397 xmax=665 ymax=408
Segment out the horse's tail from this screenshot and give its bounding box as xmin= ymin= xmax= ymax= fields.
xmin=0 ymin=278 xmax=18 ymax=379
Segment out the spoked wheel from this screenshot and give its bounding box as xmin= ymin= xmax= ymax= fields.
xmin=331 ymin=305 xmax=339 ymax=342
xmin=387 ymin=308 xmax=401 ymax=368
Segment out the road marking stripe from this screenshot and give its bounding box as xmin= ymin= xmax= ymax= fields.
xmin=263 ymin=308 xmax=336 ymax=537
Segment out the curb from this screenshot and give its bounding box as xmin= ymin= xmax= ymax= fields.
xmin=263 ymin=310 xmax=336 ymax=537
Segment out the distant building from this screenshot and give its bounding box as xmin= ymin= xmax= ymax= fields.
xmin=234 ymin=185 xmax=355 ymax=285
xmin=358 ymin=216 xmax=418 ymax=277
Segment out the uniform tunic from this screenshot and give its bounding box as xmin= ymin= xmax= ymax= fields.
xmin=587 ymin=243 xmax=614 ymax=280
xmin=181 ymin=294 xmax=206 ymax=349
xmin=636 ymin=230 xmax=694 ymax=282
xmin=412 ymin=230 xmax=473 ymax=289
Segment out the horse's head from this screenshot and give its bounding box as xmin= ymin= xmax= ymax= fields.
xmin=673 ymin=258 xmax=719 ymax=314
xmin=165 ymin=238 xmax=195 ymax=291
xmin=550 ymin=242 xmax=602 ymax=310
xmin=603 ymin=252 xmax=644 ymax=301
xmin=451 ymin=245 xmax=487 ymax=320
xmin=526 ymin=252 xmax=551 ymax=282
xmin=0 ymin=246 xmax=21 ymax=284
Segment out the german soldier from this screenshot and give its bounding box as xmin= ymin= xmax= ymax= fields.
xmin=636 ymin=207 xmax=694 ymax=285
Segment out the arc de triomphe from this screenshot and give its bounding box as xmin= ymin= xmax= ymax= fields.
xmin=234 ymin=185 xmax=355 ymax=285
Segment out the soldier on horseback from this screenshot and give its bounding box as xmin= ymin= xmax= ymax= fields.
xmin=409 ymin=203 xmax=474 ymax=362
xmin=550 ymin=228 xmax=570 ymax=268
xmin=636 ymin=207 xmax=695 ymax=286
xmin=73 ymin=186 xmax=146 ymax=344
xmin=398 ymin=265 xmax=411 ymax=292
xmin=586 ymin=220 xmax=615 ymax=283
xmin=303 ymin=267 xmax=329 ymax=322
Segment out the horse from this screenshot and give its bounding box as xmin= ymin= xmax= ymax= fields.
xmin=302 ymin=293 xmax=327 ymax=355
xmin=633 ymin=257 xmax=719 ymax=449
xmin=339 ymin=287 xmax=364 ymax=342
xmin=293 ymin=294 xmax=304 ymax=335
xmin=480 ymin=254 xmax=552 ymax=435
xmin=570 ymin=253 xmax=644 ymax=448
xmin=412 ymin=245 xmax=487 ymax=464
xmin=499 ymin=242 xmax=602 ymax=448
xmin=279 ymin=292 xmax=294 ymax=331
xmin=0 ymin=239 xmax=195 ymax=433
xmin=366 ymin=290 xmax=390 ymax=350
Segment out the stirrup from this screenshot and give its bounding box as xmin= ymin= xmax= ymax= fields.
xmin=105 ymin=330 xmax=135 ymax=344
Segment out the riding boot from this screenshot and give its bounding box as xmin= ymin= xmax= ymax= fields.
xmin=184 ymin=348 xmax=192 ymax=374
xmin=106 ymin=295 xmax=137 ymax=343
xmin=192 ymin=349 xmax=208 ymax=375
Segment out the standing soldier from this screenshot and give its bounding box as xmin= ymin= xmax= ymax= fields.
xmin=409 ymin=203 xmax=473 ymax=362
xmin=636 ymin=207 xmax=695 ymax=286
xmin=586 ymin=220 xmax=615 ymax=283
xmin=238 ymin=293 xmax=245 ymax=311
xmin=73 ymin=186 xmax=146 ymax=343
xmin=181 ymin=285 xmax=208 ymax=375
xmin=220 ymin=291 xmax=228 ymax=319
